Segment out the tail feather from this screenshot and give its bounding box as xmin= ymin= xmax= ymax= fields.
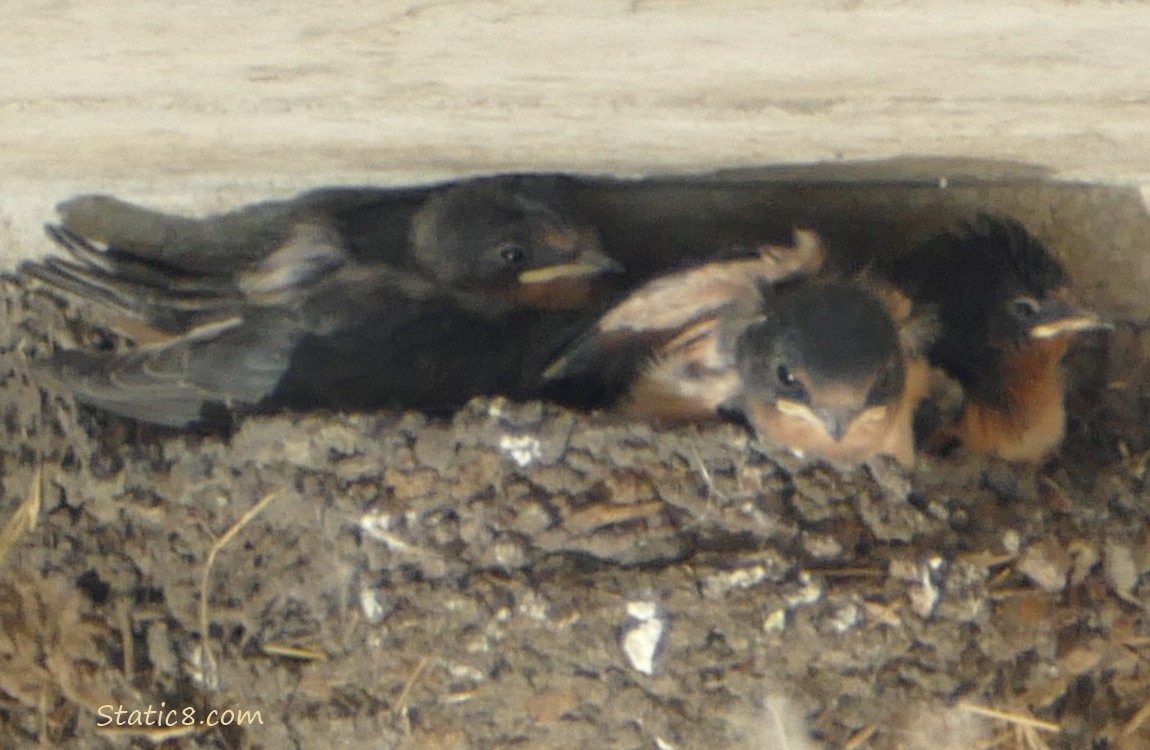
xmin=19 ymin=212 xmax=330 ymax=426
xmin=23 ymin=235 xmax=240 ymax=335
xmin=47 ymin=224 xmax=237 ymax=294
xmin=42 ymin=348 xmax=213 ymax=427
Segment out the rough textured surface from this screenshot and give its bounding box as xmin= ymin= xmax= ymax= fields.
xmin=1 ymin=184 xmax=1150 ymax=748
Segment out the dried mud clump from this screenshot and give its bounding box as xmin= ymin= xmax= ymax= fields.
xmin=1 ymin=275 xmax=1149 ymax=750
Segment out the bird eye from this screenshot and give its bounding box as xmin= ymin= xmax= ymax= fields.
xmin=1010 ymin=296 xmax=1041 ymax=320
xmin=776 ymin=364 xmax=807 ymax=400
xmin=499 ymin=243 xmax=527 ymax=265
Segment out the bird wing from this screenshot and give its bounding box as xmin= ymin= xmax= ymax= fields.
xmin=55 ymin=193 xmax=315 ymax=275
xmin=622 ymin=317 xmax=744 ymax=419
xmin=34 ymin=253 xmax=558 ymax=425
xmin=39 ymin=313 xmax=294 ymax=428
xmin=22 ymin=217 xmax=358 ymax=425
xmin=544 ymin=229 xmax=825 ymax=381
xmin=30 ymin=262 xmax=428 ymax=425
xmin=35 ymin=293 xmax=331 ymax=428
xmin=23 ymin=221 xmax=348 ymax=339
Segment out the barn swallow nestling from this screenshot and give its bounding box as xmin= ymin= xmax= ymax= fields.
xmin=49 ymin=175 xmax=621 ymax=313
xmin=19 ymin=177 xmax=623 ymax=427
xmin=651 ymin=279 xmax=933 ymax=467
xmin=888 ymin=214 xmax=1107 ymax=462
xmin=546 ymin=230 xmax=934 ymax=466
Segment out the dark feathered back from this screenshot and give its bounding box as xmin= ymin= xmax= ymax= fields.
xmin=889 ymin=213 xmax=1070 ymax=403
xmin=892 ymin=214 xmax=1067 ymax=302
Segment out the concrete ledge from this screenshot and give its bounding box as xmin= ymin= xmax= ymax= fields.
xmin=5 ymin=0 xmax=1150 ymax=186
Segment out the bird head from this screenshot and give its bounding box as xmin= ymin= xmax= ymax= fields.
xmin=899 ymin=214 xmax=1105 ymax=354
xmin=409 ymin=176 xmax=622 ymax=308
xmin=734 ymin=280 xmax=906 ymax=445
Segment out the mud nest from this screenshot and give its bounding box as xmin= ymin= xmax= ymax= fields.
xmin=2 ymin=185 xmax=1150 ymax=750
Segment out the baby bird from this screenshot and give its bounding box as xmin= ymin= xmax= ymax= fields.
xmin=730 ymin=280 xmax=932 ymax=466
xmin=547 ymin=230 xmax=934 ymax=465
xmin=20 ymin=176 xmax=623 ymax=427
xmin=407 ymin=175 xmax=620 ymax=309
xmin=888 ymin=214 xmax=1106 ymax=462
xmin=45 ymin=174 xmax=620 ymax=318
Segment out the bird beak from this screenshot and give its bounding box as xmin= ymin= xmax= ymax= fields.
xmin=776 ymin=400 xmax=850 ymax=441
xmin=518 ymin=261 xmax=617 ymax=285
xmin=517 ymin=232 xmax=623 ymax=286
xmin=517 ymin=253 xmax=623 ymax=285
xmin=1029 ymin=308 xmax=1110 ymax=340
xmin=1030 ymin=315 xmax=1110 ymax=339
xmin=814 ymin=403 xmax=888 ymax=442
xmin=818 ymin=408 xmax=852 ymax=442
xmin=1027 ymin=291 xmax=1110 ymax=339
xmin=513 ymin=238 xmax=624 ymax=310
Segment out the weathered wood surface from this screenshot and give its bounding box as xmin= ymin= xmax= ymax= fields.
xmin=2 ymin=0 xmax=1149 ymax=267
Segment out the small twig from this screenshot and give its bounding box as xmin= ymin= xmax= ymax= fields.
xmin=957 ymin=702 xmax=1061 ymax=732
xmin=843 ymin=724 xmax=877 ymax=749
xmin=0 ymin=463 xmax=42 ymax=567
xmin=762 ymin=696 xmax=792 ymax=749
xmin=118 ymin=599 xmax=134 ymax=683
xmin=394 ymin=655 xmax=430 ymax=733
xmin=262 ymin=642 xmax=326 ymax=661
xmin=338 ymin=607 xmax=361 ymax=650
xmin=96 ymin=724 xmax=200 ymax=741
xmin=38 ymin=684 xmax=49 ymax=749
xmin=1018 ymin=723 xmax=1054 ymax=750
xmin=812 ymin=567 xmax=885 ymax=580
xmin=197 ymin=489 xmax=283 ymax=689
xmin=689 ymin=440 xmax=725 ymax=501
